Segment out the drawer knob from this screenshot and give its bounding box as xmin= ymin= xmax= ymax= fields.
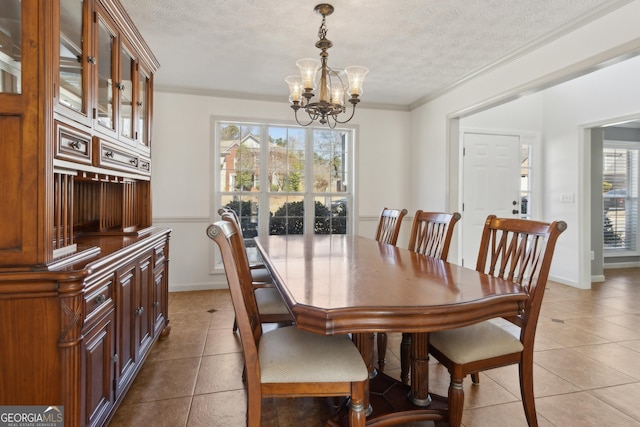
xmin=135 ymin=307 xmax=144 ymax=316
xmin=95 ymin=294 xmax=106 ymax=304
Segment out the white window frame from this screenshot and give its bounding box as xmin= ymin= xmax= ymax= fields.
xmin=603 ymin=140 xmax=640 ymax=256
xmin=211 ymin=117 xmax=358 ymax=238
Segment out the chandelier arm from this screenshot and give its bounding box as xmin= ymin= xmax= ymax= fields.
xmin=305 ymin=106 xmax=321 ymax=122
xmin=331 ymin=103 xmax=357 ymax=124
xmin=293 ymin=108 xmax=315 ymax=127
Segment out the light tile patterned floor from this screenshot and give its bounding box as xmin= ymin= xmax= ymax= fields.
xmin=108 ymin=269 xmax=640 ymax=426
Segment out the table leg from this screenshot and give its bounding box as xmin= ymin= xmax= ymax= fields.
xmin=400 ymin=332 xmax=411 ymax=385
xmin=352 ymin=332 xmax=376 ymax=378
xmin=409 ymin=332 xmax=432 ymax=406
xmin=333 ymin=331 xmax=446 ymax=426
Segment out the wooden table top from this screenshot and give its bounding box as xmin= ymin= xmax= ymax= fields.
xmin=255 ymin=234 xmax=528 ymax=335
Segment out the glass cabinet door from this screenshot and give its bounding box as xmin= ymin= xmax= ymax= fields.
xmin=137 ymin=66 xmax=150 ymax=148
xmin=96 ymin=11 xmax=116 ymax=133
xmin=58 ymin=0 xmax=85 ymax=112
xmin=119 ymin=45 xmax=135 ymax=140
xmin=0 ymin=0 xmax=22 ymax=94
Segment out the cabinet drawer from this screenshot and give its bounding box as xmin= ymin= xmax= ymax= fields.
xmin=94 ymin=138 xmax=140 ymax=173
xmin=153 ymin=242 xmax=167 ymax=267
xmin=85 ymin=280 xmax=114 ymax=322
xmin=139 ymin=157 xmax=151 ymax=176
xmin=54 ymin=121 xmax=92 ymax=165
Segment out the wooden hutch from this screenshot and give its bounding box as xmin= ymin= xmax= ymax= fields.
xmin=0 ymin=1 xmax=170 ymax=426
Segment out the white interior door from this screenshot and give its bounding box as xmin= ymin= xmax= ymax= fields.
xmin=462 ymin=132 xmax=521 ymax=267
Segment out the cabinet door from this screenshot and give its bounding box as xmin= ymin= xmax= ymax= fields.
xmin=94 ymin=6 xmax=118 ymax=138
xmin=136 ymin=252 xmax=154 ymax=360
xmin=114 ymin=261 xmax=136 ymax=398
xmin=0 ymin=0 xmax=21 ymax=95
xmin=152 ymin=264 xmax=167 ymax=337
xmin=118 ymin=41 xmax=136 ymax=144
xmin=136 ymin=63 xmax=152 ymax=154
xmin=57 ymin=0 xmax=92 ymax=126
xmin=82 ymin=309 xmax=115 ymax=427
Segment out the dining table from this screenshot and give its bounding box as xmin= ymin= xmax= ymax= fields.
xmin=254 ymin=233 xmax=528 ymax=426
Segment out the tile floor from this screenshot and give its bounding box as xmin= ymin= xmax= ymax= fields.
xmin=108 ymin=269 xmax=640 ymax=426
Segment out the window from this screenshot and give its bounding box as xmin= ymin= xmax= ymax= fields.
xmin=603 ymin=142 xmax=639 ymax=254
xmin=520 ymin=144 xmax=532 ymax=219
xmin=216 ymin=120 xmax=354 ymax=237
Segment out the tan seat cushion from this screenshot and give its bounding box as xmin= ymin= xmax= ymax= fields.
xmin=250 ymin=267 xmax=272 ymax=283
xmin=259 ymin=326 xmax=368 ymax=383
xmin=254 ymin=287 xmax=289 ymax=315
xmin=429 ymin=321 xmax=524 ymax=364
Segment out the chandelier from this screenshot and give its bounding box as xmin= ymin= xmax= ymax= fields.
xmin=286 ymin=4 xmax=368 ymax=128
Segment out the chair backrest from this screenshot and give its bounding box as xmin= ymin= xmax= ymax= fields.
xmin=219 ymin=210 xmax=255 ymax=279
xmin=206 ymin=220 xmax=263 ymax=387
xmin=374 ymin=207 xmax=408 ymax=245
xmin=407 ymin=211 xmax=461 ymax=261
xmin=475 ymin=215 xmax=566 ymax=345
xmin=218 ymin=206 xmax=242 ymax=233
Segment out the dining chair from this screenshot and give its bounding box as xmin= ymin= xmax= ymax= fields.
xmin=428 ymin=215 xmax=566 ymax=427
xmin=387 ymin=211 xmax=461 ymax=382
xmin=374 ymin=207 xmax=408 ymax=246
xmin=206 ymin=220 xmax=369 ymax=427
xmin=218 ymin=207 xmax=271 ymax=282
xmin=373 ymin=207 xmax=408 ymax=373
xmin=218 ymin=209 xmax=294 ymax=331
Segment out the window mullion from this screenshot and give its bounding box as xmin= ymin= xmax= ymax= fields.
xmin=259 ymin=124 xmax=269 ymax=236
xmin=304 ymin=127 xmax=315 ymax=234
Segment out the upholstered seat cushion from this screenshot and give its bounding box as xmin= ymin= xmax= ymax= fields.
xmin=250 ymin=267 xmax=272 ymax=283
xmin=429 ymin=321 xmax=524 ymax=364
xmin=259 ymin=326 xmax=368 ymax=383
xmin=254 ymin=287 xmax=289 ymax=315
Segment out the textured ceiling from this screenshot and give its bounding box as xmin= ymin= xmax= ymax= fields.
xmin=119 ymin=0 xmax=630 ymax=109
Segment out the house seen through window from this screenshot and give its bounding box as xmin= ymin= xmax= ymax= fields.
xmin=216 ymin=121 xmax=354 ymax=238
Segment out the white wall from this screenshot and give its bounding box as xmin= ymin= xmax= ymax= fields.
xmin=541 ymin=55 xmax=640 ymax=286
xmin=150 ymin=93 xmax=410 ymax=291
xmin=152 ymin=1 xmax=640 ymax=291
xmin=410 ymin=0 xmax=640 ymax=288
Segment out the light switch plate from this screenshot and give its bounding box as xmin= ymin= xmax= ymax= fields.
xmin=560 ymin=193 xmax=575 ymax=203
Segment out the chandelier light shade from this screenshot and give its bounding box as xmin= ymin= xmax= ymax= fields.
xmin=286 ymin=4 xmax=368 ymax=128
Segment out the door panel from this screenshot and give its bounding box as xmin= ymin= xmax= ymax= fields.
xmin=462 ymin=133 xmax=520 ymax=266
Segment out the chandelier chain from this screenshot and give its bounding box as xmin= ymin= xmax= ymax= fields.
xmin=318 ymin=15 xmax=328 ymax=41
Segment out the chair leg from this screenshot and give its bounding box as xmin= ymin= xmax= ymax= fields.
xmin=349 ymin=381 xmax=367 ymax=427
xmin=471 ymin=372 xmax=480 ymax=384
xmin=448 ymin=376 xmax=464 ymax=427
xmin=400 ymin=332 xmax=411 ymax=385
xmin=246 ymin=390 xmax=262 ymax=427
xmin=377 ymin=332 xmax=387 ymax=372
xmin=519 ymin=358 xmax=539 ymax=427
xmin=232 ymin=315 xmax=238 ymax=333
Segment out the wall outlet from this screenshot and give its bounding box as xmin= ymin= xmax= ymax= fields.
xmin=591 ymin=250 xmax=595 ymax=260
xmin=560 ymin=193 xmax=575 ymax=203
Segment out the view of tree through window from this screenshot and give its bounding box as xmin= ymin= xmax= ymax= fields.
xmin=217 ymin=121 xmax=353 ymax=236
